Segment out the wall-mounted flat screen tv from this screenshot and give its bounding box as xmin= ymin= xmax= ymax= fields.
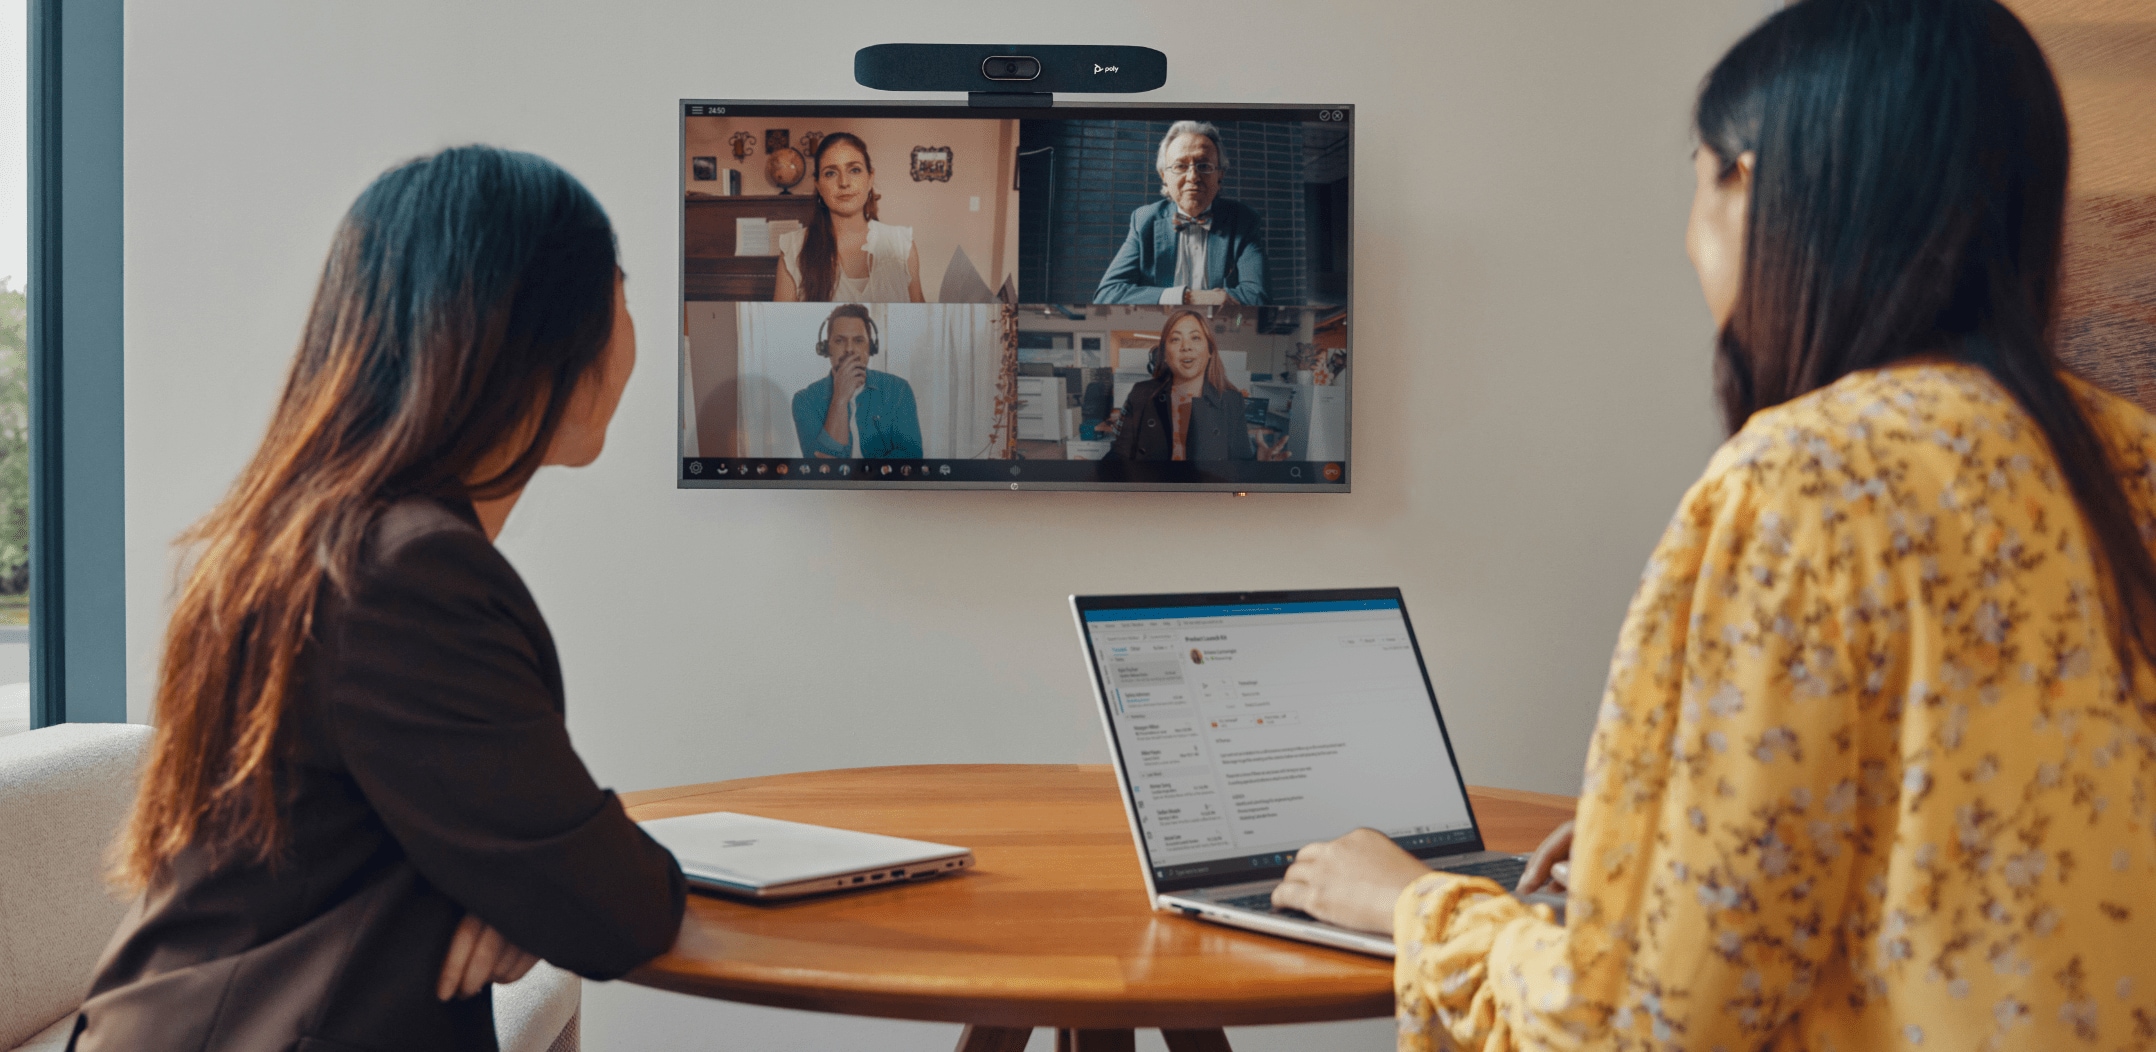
xmin=679 ymin=100 xmax=1352 ymax=491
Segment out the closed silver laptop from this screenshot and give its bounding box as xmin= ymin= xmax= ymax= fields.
xmin=1073 ymin=588 xmax=1528 ymax=957
xmin=639 ymin=812 xmax=974 ymax=900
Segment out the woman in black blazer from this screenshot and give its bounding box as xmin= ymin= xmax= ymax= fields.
xmin=1106 ymin=308 xmax=1262 ymax=462
xmin=75 ymin=146 xmax=685 ymax=1052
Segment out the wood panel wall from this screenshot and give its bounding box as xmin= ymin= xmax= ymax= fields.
xmin=2007 ymin=0 xmax=2156 ymax=407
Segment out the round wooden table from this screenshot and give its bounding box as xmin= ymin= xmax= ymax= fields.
xmin=620 ymin=764 xmax=1574 ymax=1052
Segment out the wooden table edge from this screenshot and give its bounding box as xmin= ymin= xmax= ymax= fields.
xmin=622 ymin=965 xmax=1399 ymax=1030
xmin=618 ymin=763 xmax=1110 ymax=811
xmin=1464 ymin=784 xmax=1578 ymax=812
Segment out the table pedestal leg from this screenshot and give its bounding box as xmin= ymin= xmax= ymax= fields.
xmin=1055 ymin=1030 xmax=1135 ymax=1052
xmin=953 ymin=1026 xmax=1233 ymax=1052
xmin=1161 ymin=1030 xmax=1234 ymax=1052
xmin=956 ymin=1025 xmax=1033 ymax=1052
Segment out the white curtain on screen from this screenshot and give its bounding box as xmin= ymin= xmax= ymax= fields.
xmin=897 ymin=305 xmax=1001 ymax=459
xmin=735 ymin=304 xmax=798 ymax=457
xmin=736 ymin=303 xmax=1002 ymax=458
xmin=678 ymin=334 xmax=700 ymax=456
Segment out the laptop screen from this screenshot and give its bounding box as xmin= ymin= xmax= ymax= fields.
xmin=1077 ymin=590 xmax=1480 ymax=892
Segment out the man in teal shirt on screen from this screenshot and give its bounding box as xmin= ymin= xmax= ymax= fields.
xmin=791 ymin=303 xmax=923 ymax=460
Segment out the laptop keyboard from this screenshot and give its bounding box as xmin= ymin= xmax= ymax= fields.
xmin=1441 ymin=855 xmax=1529 ymax=887
xmin=1218 ymin=892 xmax=1313 ymax=919
xmin=1217 ymin=856 xmax=1527 ymax=917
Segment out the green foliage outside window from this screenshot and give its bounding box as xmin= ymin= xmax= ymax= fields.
xmin=0 ymin=281 xmax=28 ymax=594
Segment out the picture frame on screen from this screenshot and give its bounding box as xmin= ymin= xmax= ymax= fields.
xmin=679 ymin=100 xmax=1352 ymax=492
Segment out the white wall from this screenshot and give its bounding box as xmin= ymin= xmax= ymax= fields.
xmin=0 ymin=0 xmax=26 ymax=290
xmin=124 ymin=1 xmax=1761 ymax=1048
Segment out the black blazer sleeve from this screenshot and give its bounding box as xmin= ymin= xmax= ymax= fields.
xmin=323 ymin=526 xmax=686 ymax=980
xmin=1107 ymin=378 xmax=1169 ymax=462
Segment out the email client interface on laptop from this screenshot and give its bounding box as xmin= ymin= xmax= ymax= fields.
xmin=1080 ymin=594 xmax=1478 ymax=892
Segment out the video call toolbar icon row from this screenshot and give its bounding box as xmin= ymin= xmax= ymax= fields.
xmin=680 ymin=458 xmax=1347 ymax=486
xmin=687 ymin=459 xmax=953 ymax=479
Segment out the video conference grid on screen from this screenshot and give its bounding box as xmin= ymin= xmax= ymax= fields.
xmin=1083 ymin=598 xmax=1475 ymax=888
xmin=679 ymin=101 xmax=1352 ymax=490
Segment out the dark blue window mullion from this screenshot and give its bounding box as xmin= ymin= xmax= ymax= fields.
xmin=27 ymin=0 xmax=126 ymax=727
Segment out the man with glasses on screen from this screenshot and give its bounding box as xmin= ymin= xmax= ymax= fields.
xmin=1094 ymin=121 xmax=1271 ymax=306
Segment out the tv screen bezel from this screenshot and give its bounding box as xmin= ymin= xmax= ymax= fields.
xmin=677 ymin=98 xmax=1354 ymax=493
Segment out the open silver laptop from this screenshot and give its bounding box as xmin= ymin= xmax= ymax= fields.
xmin=639 ymin=812 xmax=974 ymax=900
xmin=1073 ymin=588 xmax=1527 ymax=957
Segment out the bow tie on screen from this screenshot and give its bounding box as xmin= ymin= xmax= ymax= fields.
xmin=1173 ymin=212 xmax=1212 ymax=233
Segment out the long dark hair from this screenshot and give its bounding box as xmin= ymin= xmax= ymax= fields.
xmin=1698 ymin=0 xmax=2156 ymax=673
xmin=117 ymin=145 xmax=618 ymax=887
xmin=797 ymin=132 xmax=880 ymax=302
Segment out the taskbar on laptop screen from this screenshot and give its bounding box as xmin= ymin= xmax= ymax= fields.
xmin=678 ymin=99 xmax=1355 ymax=493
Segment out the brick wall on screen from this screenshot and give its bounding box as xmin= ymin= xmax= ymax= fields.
xmin=1019 ymin=120 xmax=1307 ymax=304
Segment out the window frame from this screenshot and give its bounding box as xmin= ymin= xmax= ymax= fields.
xmin=27 ymin=0 xmax=125 ymax=727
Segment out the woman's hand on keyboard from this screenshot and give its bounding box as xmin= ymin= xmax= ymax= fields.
xmin=1271 ymin=828 xmax=1433 ymax=934
xmin=1514 ymin=820 xmax=1574 ymax=895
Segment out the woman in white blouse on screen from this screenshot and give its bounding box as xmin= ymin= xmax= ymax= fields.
xmin=775 ymin=132 xmax=926 ymax=303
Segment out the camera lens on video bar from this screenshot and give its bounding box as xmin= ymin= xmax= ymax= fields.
xmin=982 ymin=56 xmax=1040 ymax=81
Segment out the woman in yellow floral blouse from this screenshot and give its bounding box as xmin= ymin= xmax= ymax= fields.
xmin=1273 ymin=1 xmax=2156 ymax=1048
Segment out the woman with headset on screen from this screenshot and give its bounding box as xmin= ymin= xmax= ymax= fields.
xmin=73 ymin=146 xmax=684 ymax=1050
xmin=774 ymin=132 xmax=926 ymax=303
xmin=1103 ymin=309 xmax=1285 ymax=461
xmin=792 ymin=303 xmax=923 ymax=459
xmin=1268 ymin=1 xmax=2156 ymax=1048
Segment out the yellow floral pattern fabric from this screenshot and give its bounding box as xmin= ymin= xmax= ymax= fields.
xmin=1396 ymin=363 xmax=2156 ymax=1051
